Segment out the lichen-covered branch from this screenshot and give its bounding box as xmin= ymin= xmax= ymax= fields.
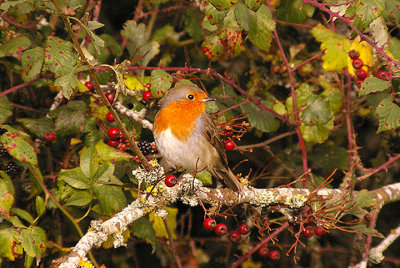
xmin=369 ymin=225 xmax=400 ymax=264
xmin=52 ymin=167 xmax=400 ymax=267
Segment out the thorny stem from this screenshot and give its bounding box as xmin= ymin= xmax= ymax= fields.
xmin=0 ymin=75 xmax=40 ymax=98
xmin=231 ymin=221 xmax=290 ymax=268
xmin=356 ymin=154 xmax=400 ymax=183
xmin=344 ymin=70 xmax=357 ymax=179
xmin=238 ymin=130 xmax=296 ymax=150
xmin=361 ymin=211 xmax=378 ymax=268
xmin=51 ymin=0 xmax=151 ymax=171
xmin=267 ymin=0 xmax=309 ymax=186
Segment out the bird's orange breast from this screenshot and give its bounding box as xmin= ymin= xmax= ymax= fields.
xmin=154 ymin=100 xmax=206 ymax=141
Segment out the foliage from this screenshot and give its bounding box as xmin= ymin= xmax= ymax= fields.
xmin=1 ymin=0 xmax=400 ymax=267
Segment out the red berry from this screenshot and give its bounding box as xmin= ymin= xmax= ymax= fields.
xmin=44 ymin=131 xmax=56 ymax=142
xmin=203 ymin=218 xmax=217 ymax=230
xmin=352 ymin=58 xmax=363 ymax=69
xmin=106 ymin=112 xmax=115 ymax=122
xmin=215 ymin=223 xmax=227 ymax=236
xmin=314 ymin=226 xmax=326 ymax=236
xmin=355 ymin=79 xmax=363 ymax=88
xmin=229 ymin=231 xmax=241 ymax=243
xmin=269 ymin=250 xmax=280 ymax=261
xmin=145 ymin=83 xmax=151 ymax=89
xmin=302 ymin=226 xmax=313 ymax=238
xmin=349 ymin=50 xmax=360 ymax=60
xmin=356 ymin=69 xmax=368 ymax=80
xmin=108 ymin=127 xmax=121 ymax=140
xmin=238 ymin=223 xmax=250 ymax=235
xmin=224 ymin=140 xmax=235 ymax=151
xmin=377 ymin=70 xmax=389 ymax=81
xmin=258 ymin=245 xmax=269 ymax=257
xmin=142 ymin=91 xmax=153 ymax=102
xmin=107 ymin=139 xmax=118 ymax=147
xmin=85 ymin=81 xmax=93 ymax=91
xmin=105 ymin=92 xmax=115 ymax=103
xmin=165 ymin=175 xmax=177 ymax=187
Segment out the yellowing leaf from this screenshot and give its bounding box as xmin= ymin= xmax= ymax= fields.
xmin=70 ymin=138 xmax=81 ymax=145
xmin=124 ymin=75 xmax=149 ymax=90
xmin=149 ymin=206 xmax=178 ymax=239
xmin=312 ymin=24 xmax=351 ymax=72
xmin=347 ymin=39 xmax=374 ymax=76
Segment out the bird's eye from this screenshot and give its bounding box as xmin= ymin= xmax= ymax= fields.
xmin=187 ymin=94 xmax=194 ymax=100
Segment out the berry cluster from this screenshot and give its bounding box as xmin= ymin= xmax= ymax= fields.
xmin=4 ymin=161 xmax=18 ymax=176
xmin=107 ymin=127 xmax=132 ymax=151
xmin=258 ymin=245 xmax=280 ymax=261
xmin=302 ymin=225 xmax=327 ymax=238
xmin=138 ymin=141 xmax=153 ymax=155
xmin=0 ymin=145 xmax=9 ymax=157
xmin=202 ymin=218 xmax=253 ymax=244
xmin=0 ymin=128 xmax=7 ymax=135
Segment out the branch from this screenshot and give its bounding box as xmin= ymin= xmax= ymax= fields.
xmin=369 ymin=224 xmax=400 ymax=264
xmin=52 ymin=166 xmax=400 ymax=267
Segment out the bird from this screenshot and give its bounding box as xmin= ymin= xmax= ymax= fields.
xmin=153 ymin=85 xmax=243 ymax=192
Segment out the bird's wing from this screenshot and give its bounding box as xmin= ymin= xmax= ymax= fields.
xmin=200 ymin=114 xmax=229 ymax=170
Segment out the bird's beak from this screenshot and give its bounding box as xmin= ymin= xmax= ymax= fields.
xmin=202 ymin=97 xmax=216 ymax=102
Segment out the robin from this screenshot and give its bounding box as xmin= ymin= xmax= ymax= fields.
xmin=153 ymin=85 xmax=243 ymax=192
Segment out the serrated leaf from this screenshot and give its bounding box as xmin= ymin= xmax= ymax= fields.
xmin=321 ymin=86 xmax=342 ymax=114
xmin=302 ymin=96 xmax=333 ymax=126
xmin=121 ymin=20 xmax=160 ymax=66
xmin=0 ymin=35 xmax=31 ymax=57
xmin=389 ymin=37 xmax=400 ymax=61
xmin=350 ymin=224 xmax=384 ymax=238
xmin=184 ymin=7 xmax=203 ymax=42
xmin=95 ymin=140 xmax=133 ymax=162
xmin=0 ymin=179 xmax=14 ymax=219
xmin=149 ymin=206 xmax=178 ymax=239
xmin=52 ymin=100 xmax=88 ymax=136
xmin=35 ymin=196 xmax=45 ymax=217
xmin=358 ymin=77 xmax=391 ymax=96
xmin=132 ymin=216 xmax=157 ymax=253
xmin=93 ymin=184 xmax=126 ymax=216
xmin=58 ymin=167 xmax=91 ymax=189
xmin=17 ymin=117 xmax=55 ymax=138
xmin=312 ymin=24 xmax=351 ymax=72
xmin=234 ymin=2 xmax=251 ymax=31
xmin=241 ymin=100 xmax=280 ymax=133
xmin=55 ymin=71 xmax=79 ymax=99
xmin=300 ymin=119 xmax=334 ymax=144
xmin=370 ymin=17 xmax=388 ymax=48
xmin=201 ymin=34 xmax=225 ymax=61
xmin=0 ymin=229 xmax=20 ymax=261
xmin=352 ymin=0 xmax=385 ymax=33
xmin=11 ymin=208 xmax=34 ymax=224
xmin=88 ymin=31 xmax=105 ymax=55
xmin=276 ymin=0 xmax=315 ymax=24
xmin=100 ymin=33 xmax=122 ymax=57
xmin=248 ymin=5 xmax=275 ymax=52
xmin=65 ymin=191 xmax=92 ymax=207
xmin=87 ymin=21 xmax=104 ymax=30
xmin=93 ymin=163 xmax=123 ymax=186
xmin=150 ymin=69 xmax=173 ymax=97
xmin=196 ymin=170 xmax=213 ymax=186
xmin=354 ymin=190 xmax=376 ymax=208
xmin=0 ymin=96 xmax=12 ymax=124
xmin=175 ymin=79 xmax=196 ymax=87
xmin=204 ymin=2 xmax=228 ymax=25
xmin=0 ymin=0 xmax=25 ymax=11
xmin=21 ymin=47 xmax=44 ymax=81
xmin=224 ymin=26 xmax=245 ymax=58
xmin=208 ymin=0 xmax=236 ymax=10
xmin=376 ymin=98 xmax=400 ymax=133
xmin=311 ymin=145 xmax=348 ymax=170
xmin=20 ymin=226 xmax=46 ymax=259
xmin=80 ymin=146 xmax=99 ymax=179
xmin=43 ymin=37 xmax=76 ymax=76
xmin=0 ymin=125 xmax=37 ymax=165
xmin=385 ymin=0 xmax=400 ymax=25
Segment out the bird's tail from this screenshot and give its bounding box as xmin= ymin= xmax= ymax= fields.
xmin=213 ymin=168 xmax=244 ymax=192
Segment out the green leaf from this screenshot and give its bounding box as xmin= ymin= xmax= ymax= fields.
xmin=301 ymin=96 xmax=333 ymax=126
xmin=244 ymin=0 xmax=262 ymax=11
xmin=389 ymin=37 xmax=400 ymax=61
xmin=149 ymin=207 xmax=178 ymax=239
xmin=0 ymin=96 xmax=12 ymax=124
xmin=100 ymin=33 xmax=122 ymax=57
xmin=234 ymin=2 xmax=252 ymax=31
xmin=0 ymin=229 xmax=21 ymax=261
xmin=354 ymin=190 xmax=376 ymax=208
xmin=20 ymin=226 xmax=47 ymax=259
xmin=352 ymin=0 xmax=385 ymax=32
xmin=58 ymin=168 xmax=91 ymax=189
xmin=350 ymin=224 xmax=384 ymax=238
xmin=175 ymin=79 xmax=196 ymax=87
xmin=300 ymin=119 xmax=334 ymax=144
xmin=196 ymin=170 xmax=213 ymax=186
xmin=241 ymin=100 xmax=280 ymax=133
xmin=21 ymin=47 xmax=44 ymax=81
xmin=87 ymin=21 xmax=104 ymax=30
xmin=312 ymin=24 xmax=351 ymax=72
xmin=208 ymin=0 xmax=237 ymax=10
xmin=223 ymin=26 xmax=245 ymax=58
xmin=150 ymin=69 xmax=173 ymax=97
xmin=121 ymin=20 xmax=160 ymax=66
xmin=201 ymin=34 xmax=225 ymax=61
xmin=65 ymin=191 xmax=92 ymax=207
xmin=359 ymin=77 xmax=391 ymax=96
xmin=35 ymin=196 xmax=45 ymax=217
xmin=0 ymin=0 xmax=25 ymax=11
xmin=321 ymin=86 xmax=342 ymax=114
xmin=94 ymin=163 xmax=123 ymax=186
xmin=131 ymin=216 xmax=157 ymax=253
xmin=276 ymin=0 xmax=315 ymax=24
xmin=376 ymin=98 xmax=400 ymax=133
xmin=43 ymin=36 xmax=77 ymax=76
xmin=51 ymin=100 xmax=88 ymax=136
xmin=0 ymin=179 xmax=14 ymax=219
xmin=93 ymin=184 xmax=126 ymax=216
xmin=55 ymin=71 xmax=79 ymax=99
xmin=10 ymin=208 xmax=34 ymax=224
xmin=17 ymin=117 xmax=55 ymax=138
xmin=385 ymin=0 xmax=400 ymax=25
xmin=0 ymin=125 xmax=37 ymax=165
xmin=95 ymin=140 xmax=132 ymax=162
xmin=80 ymin=146 xmax=99 ymax=179
xmin=310 ymin=145 xmax=348 ymax=170
xmin=248 ymin=5 xmax=276 ymax=52
xmin=184 ymin=8 xmax=203 ymax=42
xmin=0 ymin=35 xmax=31 ymax=57
xmin=204 ymin=2 xmax=228 ymax=25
